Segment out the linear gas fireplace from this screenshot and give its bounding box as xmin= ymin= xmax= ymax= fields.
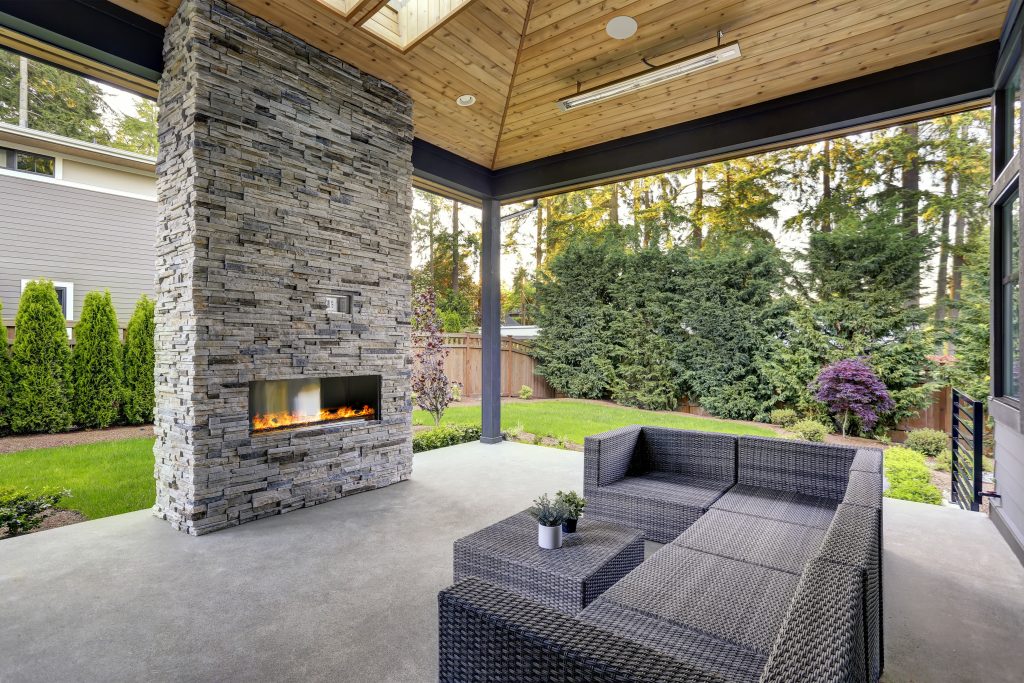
xmin=249 ymin=375 xmax=382 ymax=433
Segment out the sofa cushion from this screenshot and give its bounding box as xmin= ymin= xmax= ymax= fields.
xmin=737 ymin=436 xmax=856 ymax=499
xmin=589 ymin=473 xmax=732 ymax=543
xmin=637 ymin=428 xmax=737 ymax=483
xmin=584 ymin=545 xmax=800 ymax=652
xmin=672 ymin=509 xmax=827 ymax=575
xmin=711 ymin=484 xmax=839 ymax=530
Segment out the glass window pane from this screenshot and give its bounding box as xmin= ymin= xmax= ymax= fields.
xmin=1005 ymin=65 xmax=1022 ymax=165
xmin=1000 ymin=192 xmax=1020 ymax=398
xmin=15 ymin=152 xmax=54 ymax=176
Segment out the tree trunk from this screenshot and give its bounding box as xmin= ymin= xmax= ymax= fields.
xmin=451 ymin=200 xmax=460 ymax=296
xmin=821 ymin=139 xmax=832 ymax=232
xmin=935 ymin=171 xmax=952 ymax=332
xmin=535 ymin=200 xmax=545 ymax=269
xmin=951 ymin=192 xmax=966 ymax=319
xmin=607 ymin=183 xmax=619 ymax=225
xmin=901 ymin=123 xmax=921 ymax=307
xmin=692 ymin=167 xmax=704 ymax=248
xmin=18 ymin=57 xmax=28 ymax=127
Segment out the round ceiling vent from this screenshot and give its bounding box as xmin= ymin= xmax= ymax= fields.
xmin=455 ymin=94 xmax=477 ymax=107
xmin=606 ymin=16 xmax=638 ymax=40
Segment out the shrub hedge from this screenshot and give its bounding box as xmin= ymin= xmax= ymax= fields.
xmin=10 ymin=280 xmax=72 ymax=433
xmin=3 ymin=287 xmax=155 ymax=435
xmin=903 ymin=428 xmax=949 ymax=459
xmin=791 ymin=419 xmax=828 ymax=442
xmin=122 ymin=296 xmax=155 ymax=424
xmin=71 ymin=291 xmax=123 ymax=428
xmin=413 ymin=423 xmax=482 ymax=453
xmin=770 ymin=408 xmax=799 ymax=428
xmin=0 ymin=300 xmax=10 ymax=435
xmin=884 ymin=446 xmax=943 ymax=505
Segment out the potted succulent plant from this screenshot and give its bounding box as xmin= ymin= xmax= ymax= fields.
xmin=556 ymin=490 xmax=586 ymax=534
xmin=529 ymin=493 xmax=568 ymax=549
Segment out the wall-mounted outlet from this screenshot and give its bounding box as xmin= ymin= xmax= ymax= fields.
xmin=326 ymin=294 xmax=353 ymax=314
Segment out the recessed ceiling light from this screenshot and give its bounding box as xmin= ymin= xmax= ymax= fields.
xmin=606 ymin=16 xmax=638 ymax=40
xmin=455 ymin=94 xmax=477 ymax=107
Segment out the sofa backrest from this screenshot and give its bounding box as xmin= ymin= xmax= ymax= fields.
xmin=638 ymin=428 xmax=737 ymax=483
xmin=737 ymin=436 xmax=857 ymax=500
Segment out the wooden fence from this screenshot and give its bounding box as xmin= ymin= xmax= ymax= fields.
xmin=413 ymin=333 xmax=557 ymax=399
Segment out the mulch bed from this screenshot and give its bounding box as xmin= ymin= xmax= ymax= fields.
xmin=0 ymin=425 xmax=153 ymax=455
xmin=0 ymin=507 xmax=88 ymax=540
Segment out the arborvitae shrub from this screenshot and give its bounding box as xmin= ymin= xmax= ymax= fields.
xmin=122 ymin=295 xmax=155 ymax=424
xmin=71 ymin=290 xmax=124 ymax=428
xmin=10 ymin=280 xmax=72 ymax=433
xmin=0 ymin=300 xmax=11 ymax=435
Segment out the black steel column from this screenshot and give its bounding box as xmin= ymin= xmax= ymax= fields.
xmin=480 ymin=198 xmax=502 ymax=444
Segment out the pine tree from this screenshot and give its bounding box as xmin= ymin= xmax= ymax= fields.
xmin=122 ymin=295 xmax=155 ymax=424
xmin=0 ymin=300 xmax=11 ymax=434
xmin=10 ymin=280 xmax=72 ymax=433
xmin=70 ymin=291 xmax=123 ymax=428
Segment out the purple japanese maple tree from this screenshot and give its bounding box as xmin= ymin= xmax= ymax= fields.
xmin=412 ymin=289 xmax=460 ymax=426
xmin=811 ymin=358 xmax=894 ymax=436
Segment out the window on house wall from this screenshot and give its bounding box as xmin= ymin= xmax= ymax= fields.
xmin=1003 ymin=64 xmax=1022 ymax=167
xmin=2 ymin=147 xmax=56 ymax=177
xmin=20 ymin=279 xmax=73 ymax=321
xmin=998 ymin=191 xmax=1020 ymax=399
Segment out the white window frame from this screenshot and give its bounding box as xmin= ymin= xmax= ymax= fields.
xmin=21 ymin=279 xmax=74 ymax=321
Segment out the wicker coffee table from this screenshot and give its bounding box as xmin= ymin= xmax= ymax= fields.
xmin=452 ymin=511 xmax=644 ymax=614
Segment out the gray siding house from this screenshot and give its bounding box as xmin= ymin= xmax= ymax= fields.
xmin=0 ymin=123 xmax=156 ymax=334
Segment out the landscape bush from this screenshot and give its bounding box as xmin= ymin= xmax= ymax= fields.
xmin=412 ymin=423 xmax=482 ymax=453
xmin=0 ymin=487 xmax=67 ymax=536
xmin=884 ymin=446 xmax=943 ymax=505
xmin=122 ymin=295 xmax=155 ymax=424
xmin=790 ymin=419 xmax=828 ymax=442
xmin=904 ymin=428 xmax=949 ymax=460
xmin=9 ymin=280 xmax=72 ymax=433
xmin=810 ymin=358 xmax=894 ymax=436
xmin=71 ymin=291 xmax=123 ymax=428
xmin=0 ymin=300 xmax=11 ymax=435
xmin=769 ymin=408 xmax=799 ymax=427
xmin=519 ymin=384 xmax=533 ymax=399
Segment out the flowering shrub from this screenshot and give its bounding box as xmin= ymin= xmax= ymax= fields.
xmin=412 ymin=289 xmax=461 ymax=426
xmin=810 ymin=358 xmax=894 ymax=436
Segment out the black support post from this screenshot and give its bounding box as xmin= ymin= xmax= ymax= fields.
xmin=480 ymin=198 xmax=502 ymax=444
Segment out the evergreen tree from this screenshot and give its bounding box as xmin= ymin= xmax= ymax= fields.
xmin=112 ymin=99 xmax=159 ymax=155
xmin=71 ymin=291 xmax=123 ymax=428
xmin=122 ymin=295 xmax=156 ymax=424
xmin=534 ymin=231 xmax=624 ymax=398
xmin=0 ymin=300 xmax=11 ymax=434
xmin=664 ymin=238 xmax=792 ymax=420
xmin=10 ymin=280 xmax=72 ymax=433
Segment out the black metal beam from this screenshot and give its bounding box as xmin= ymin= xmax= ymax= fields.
xmin=0 ymin=0 xmax=163 ymax=82
xmin=479 ymin=198 xmax=502 ymax=444
xmin=490 ymin=42 xmax=999 ymax=201
xmin=411 ymin=139 xmax=493 ymax=201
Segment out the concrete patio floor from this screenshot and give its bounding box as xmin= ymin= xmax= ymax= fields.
xmin=1 ymin=441 xmax=1023 ymax=682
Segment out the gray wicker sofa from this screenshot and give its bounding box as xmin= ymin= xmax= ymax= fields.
xmin=438 ymin=427 xmax=884 ymax=683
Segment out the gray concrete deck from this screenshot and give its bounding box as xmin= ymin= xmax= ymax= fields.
xmin=1 ymin=441 xmax=1022 ymax=682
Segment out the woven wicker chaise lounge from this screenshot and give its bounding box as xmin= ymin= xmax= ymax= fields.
xmin=438 ymin=426 xmax=884 ymax=683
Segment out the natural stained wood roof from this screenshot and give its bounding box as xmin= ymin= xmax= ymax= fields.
xmin=108 ymin=0 xmax=1008 ymax=170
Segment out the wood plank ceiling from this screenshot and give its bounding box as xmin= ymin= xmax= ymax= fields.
xmin=109 ymin=0 xmax=1008 ymax=170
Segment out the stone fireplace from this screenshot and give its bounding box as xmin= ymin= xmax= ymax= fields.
xmin=153 ymin=0 xmax=414 ymax=535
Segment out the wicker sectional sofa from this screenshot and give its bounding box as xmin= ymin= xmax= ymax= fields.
xmin=438 ymin=426 xmax=884 ymax=683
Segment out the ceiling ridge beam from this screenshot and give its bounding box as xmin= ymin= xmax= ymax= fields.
xmin=490 ymin=0 xmax=535 ymax=169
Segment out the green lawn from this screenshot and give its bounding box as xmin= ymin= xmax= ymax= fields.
xmin=0 ymin=437 xmax=156 ymax=519
xmin=413 ymin=399 xmax=776 ymax=443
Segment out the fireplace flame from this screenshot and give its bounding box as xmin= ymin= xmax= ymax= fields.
xmin=251 ymin=405 xmax=375 ymax=432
